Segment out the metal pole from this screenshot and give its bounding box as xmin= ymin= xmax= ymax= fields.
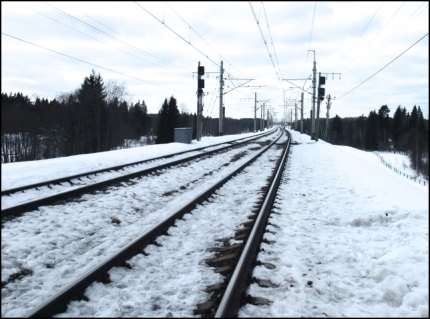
xmin=310 ymin=51 xmax=316 ymax=139
xmin=260 ymin=103 xmax=263 ymax=131
xmin=316 ymin=71 xmax=321 ymax=142
xmin=254 ymin=92 xmax=257 ymax=132
xmin=262 ymin=104 xmax=264 ymax=130
xmin=300 ymin=92 xmax=304 ymax=134
xmin=295 ymin=101 xmax=297 ymax=130
xmin=197 ymin=62 xmax=202 ymax=141
xmin=291 ymin=109 xmax=292 ymax=130
xmin=219 ymin=61 xmax=223 ymax=136
xmin=325 ymin=94 xmax=331 ymax=141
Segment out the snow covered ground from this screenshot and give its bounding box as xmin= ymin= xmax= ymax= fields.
xmin=1 ymin=130 xmax=267 ymax=191
xmin=375 ymin=151 xmax=428 ymax=185
xmin=239 ymin=130 xmax=428 ymax=317
xmin=1 ymin=129 xmax=281 ymax=317
xmin=1 ymin=128 xmax=428 ymax=317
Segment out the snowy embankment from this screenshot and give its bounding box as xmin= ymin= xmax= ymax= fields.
xmin=375 ymin=151 xmax=428 ymax=185
xmin=239 ymin=130 xmax=428 ymax=318
xmin=1 ymin=130 xmax=265 ymax=190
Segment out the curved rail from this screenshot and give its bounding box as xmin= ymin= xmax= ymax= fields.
xmin=23 ymin=128 xmax=285 ymax=318
xmin=214 ymin=129 xmax=291 ymax=317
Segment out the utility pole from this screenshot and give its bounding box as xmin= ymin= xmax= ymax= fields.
xmin=289 ymin=109 xmax=292 ymax=129
xmin=241 ymin=92 xmax=262 ymax=132
xmin=282 ymin=79 xmax=311 ymax=133
xmin=301 ymin=92 xmax=304 ymax=134
xmin=308 ymin=50 xmax=316 ymax=140
xmin=219 ymin=61 xmax=224 ymax=136
xmin=261 ymin=103 xmax=264 ymax=130
xmin=315 ymin=72 xmax=324 ymax=142
xmin=295 ymin=101 xmax=298 ymax=130
xmin=197 ymin=62 xmax=204 ymax=141
xmin=316 ymin=72 xmax=340 ymax=141
xmin=325 ymin=94 xmax=332 ymax=141
xmin=254 ymin=92 xmax=257 ymax=132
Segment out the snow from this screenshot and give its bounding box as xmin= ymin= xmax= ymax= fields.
xmin=1 ymin=128 xmax=428 ymax=317
xmin=239 ymin=130 xmax=429 ymax=317
xmin=1 ymin=131 xmax=264 ymax=191
xmin=375 ymin=151 xmax=428 ymax=185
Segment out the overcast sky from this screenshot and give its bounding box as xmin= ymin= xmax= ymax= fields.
xmin=2 ymin=1 xmax=429 ymax=121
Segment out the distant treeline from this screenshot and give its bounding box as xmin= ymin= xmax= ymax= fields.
xmin=1 ymin=70 xmax=266 ymax=164
xmin=295 ymin=104 xmax=428 ymax=179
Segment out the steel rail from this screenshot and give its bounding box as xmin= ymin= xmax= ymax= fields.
xmin=214 ymin=129 xmax=291 ymax=318
xmin=2 ymin=129 xmax=274 ymax=196
xmin=2 ymin=129 xmax=277 ymax=218
xmin=24 ymin=128 xmax=284 ymax=318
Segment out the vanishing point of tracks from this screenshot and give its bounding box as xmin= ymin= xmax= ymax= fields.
xmin=2 ymin=127 xmax=291 ymax=317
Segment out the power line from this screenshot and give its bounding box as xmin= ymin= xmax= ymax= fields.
xmin=345 ymin=2 xmax=428 ymax=78
xmin=249 ymin=2 xmax=283 ymax=90
xmin=341 ymin=1 xmax=406 ymax=76
xmin=2 ymin=32 xmax=187 ymax=94
xmin=43 ymin=2 xmax=188 ymax=72
xmin=76 ymin=7 xmax=190 ymax=72
xmin=335 ymin=1 xmax=385 ymax=73
xmin=135 ymin=1 xmax=255 ymax=99
xmin=301 ymin=2 xmax=316 ymax=79
xmin=31 ymin=7 xmax=186 ymax=74
xmin=164 ymin=2 xmax=253 ymax=80
xmin=336 ymin=32 xmax=428 ymax=100
xmin=262 ymin=2 xmax=285 ymax=83
xmin=134 ymin=1 xmax=220 ymax=69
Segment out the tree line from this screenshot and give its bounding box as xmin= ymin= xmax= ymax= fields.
xmin=1 ymin=70 xmax=265 ymax=163
xmin=297 ymin=104 xmax=428 ymax=179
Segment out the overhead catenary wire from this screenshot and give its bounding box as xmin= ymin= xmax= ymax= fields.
xmin=262 ymin=2 xmax=285 ymax=84
xmin=341 ymin=1 xmax=407 ymax=77
xmin=345 ymin=2 xmax=428 ymax=78
xmin=30 ymin=7 xmax=187 ymax=75
xmin=135 ymin=2 xmax=221 ymax=71
xmin=335 ymin=1 xmax=385 ymax=73
xmin=249 ymin=2 xmax=284 ymax=90
xmin=164 ymin=2 xmax=253 ymax=81
xmin=76 ymin=7 xmax=191 ymax=73
xmin=43 ymin=2 xmax=189 ymax=73
xmin=336 ymin=32 xmax=428 ymax=100
xmin=301 ymin=2 xmax=316 ymax=79
xmin=136 ymin=1 xmax=258 ymax=102
xmin=2 ymin=32 xmax=187 ymax=94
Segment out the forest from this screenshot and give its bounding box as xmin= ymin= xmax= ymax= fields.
xmin=1 ymin=70 xmax=264 ymax=164
xmin=296 ymin=104 xmax=428 ymax=179
xmin=2 ymin=70 xmax=428 ymax=180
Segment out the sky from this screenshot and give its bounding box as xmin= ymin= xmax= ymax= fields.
xmin=1 ymin=128 xmax=428 ymax=317
xmin=1 ymin=1 xmax=429 ymax=123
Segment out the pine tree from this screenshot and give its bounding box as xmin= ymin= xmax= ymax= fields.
xmin=378 ymin=105 xmax=390 ymax=149
xmin=77 ymin=69 xmax=108 ymax=153
xmin=392 ymin=105 xmax=403 ymax=147
xmin=364 ymin=110 xmax=378 ymax=150
xmin=156 ymin=98 xmax=169 ymax=144
xmin=167 ymin=96 xmax=180 ymax=142
xmin=409 ymin=105 xmax=418 ymax=130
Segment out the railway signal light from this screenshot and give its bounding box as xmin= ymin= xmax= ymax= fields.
xmin=318 ymin=76 xmax=325 ymax=101
xmin=198 ymin=66 xmax=205 ymax=89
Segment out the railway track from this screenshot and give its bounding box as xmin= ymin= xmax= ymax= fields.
xmin=2 ymin=127 xmax=291 ymax=318
xmin=1 ymin=129 xmax=274 ymax=219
